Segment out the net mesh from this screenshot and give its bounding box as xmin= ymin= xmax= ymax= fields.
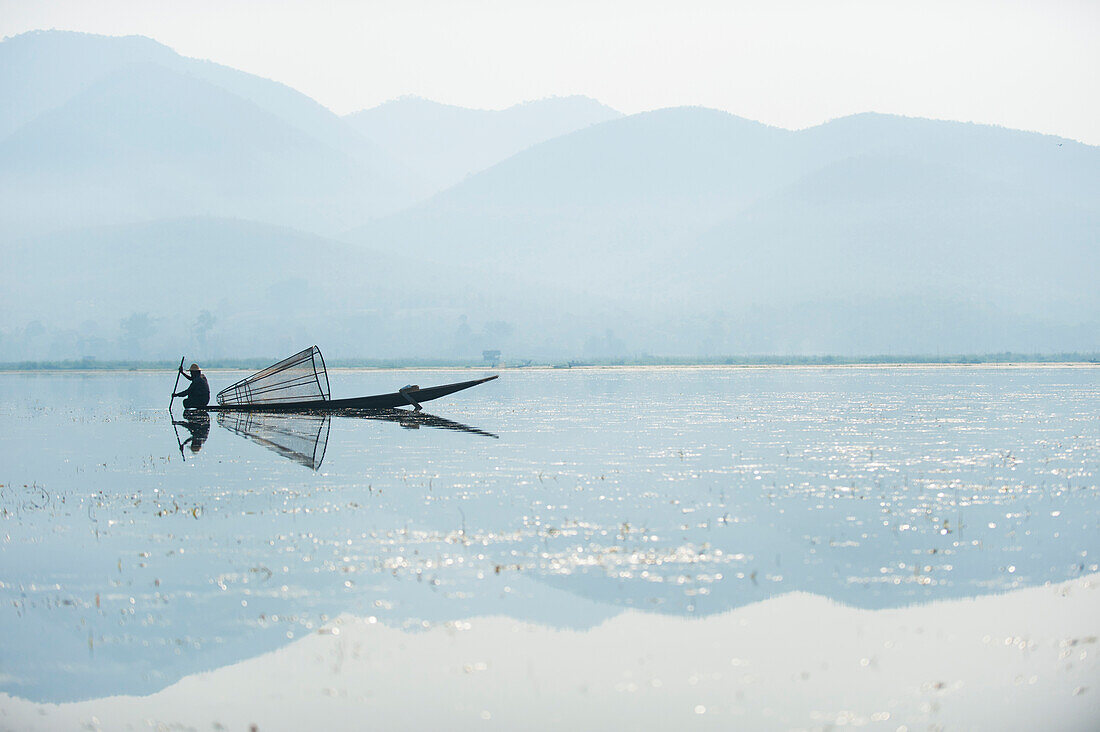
xmin=217 ymin=346 xmax=330 ymax=406
xmin=217 ymin=412 xmax=331 ymax=470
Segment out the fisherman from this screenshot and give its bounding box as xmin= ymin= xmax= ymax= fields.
xmin=173 ymin=363 xmax=210 ymax=409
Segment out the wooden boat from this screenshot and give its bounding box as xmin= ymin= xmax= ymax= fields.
xmin=179 ymin=346 xmax=498 ymax=413
xmin=199 ymin=375 xmax=498 ymax=413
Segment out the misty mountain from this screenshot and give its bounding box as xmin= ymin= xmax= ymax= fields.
xmin=342 ymin=107 xmax=1099 ymax=354
xmin=0 ymin=31 xmax=425 ymax=235
xmin=344 ymin=108 xmax=801 ymax=291
xmin=3 ymin=32 xmax=1096 ymax=357
xmin=1 ymin=30 xmax=400 ymax=169
xmin=344 ymin=96 xmax=622 ymax=192
xmin=686 ymin=152 xmax=1100 ymax=317
xmin=0 ymin=31 xmax=179 ymax=140
xmin=0 ymin=217 xmax=635 ymax=362
xmin=797 ymin=113 xmax=1100 ymax=208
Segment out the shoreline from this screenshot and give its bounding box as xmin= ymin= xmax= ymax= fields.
xmin=1 ymin=356 xmax=1098 ymax=374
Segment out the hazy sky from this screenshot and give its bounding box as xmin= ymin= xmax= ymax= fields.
xmin=3 ymin=0 xmax=1098 ymax=143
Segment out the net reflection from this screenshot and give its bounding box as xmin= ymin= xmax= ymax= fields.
xmin=216 ymin=408 xmax=497 ymax=470
xmin=217 ymin=411 xmax=331 ymax=470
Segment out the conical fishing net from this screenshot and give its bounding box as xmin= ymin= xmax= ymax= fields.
xmin=216 ymin=346 xmax=330 ymax=406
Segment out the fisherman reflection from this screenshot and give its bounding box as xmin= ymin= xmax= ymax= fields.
xmin=173 ymin=363 xmax=210 ymax=409
xmin=173 ymin=411 xmax=210 ymax=454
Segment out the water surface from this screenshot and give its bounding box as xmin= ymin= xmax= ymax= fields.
xmin=0 ymin=366 xmax=1097 ymax=707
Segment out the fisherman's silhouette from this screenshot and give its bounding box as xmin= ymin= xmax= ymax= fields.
xmin=173 ymin=363 xmax=210 ymax=409
xmin=173 ymin=411 xmax=211 ymax=455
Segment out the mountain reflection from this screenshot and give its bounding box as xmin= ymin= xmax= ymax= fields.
xmin=8 ymin=575 xmax=1096 ymax=731
xmin=216 ymin=408 xmax=498 ymax=470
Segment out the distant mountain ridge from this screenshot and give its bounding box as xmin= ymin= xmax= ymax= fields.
xmin=343 ymin=106 xmax=1099 ymax=354
xmin=344 ymin=95 xmax=622 ymax=192
xmin=0 ymin=30 xmax=388 ymax=163
xmin=0 ymin=30 xmax=177 ymax=139
xmin=0 ymin=31 xmax=427 ymax=235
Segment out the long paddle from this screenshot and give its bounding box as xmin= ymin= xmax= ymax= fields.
xmin=169 ymin=356 xmax=185 ymax=412
xmin=171 ymin=418 xmax=186 ymax=462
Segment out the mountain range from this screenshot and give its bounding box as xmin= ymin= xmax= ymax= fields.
xmin=1 ymin=30 xmax=1096 ymax=360
xmin=345 ymin=107 xmax=1099 ymax=353
xmin=345 ymin=95 xmax=622 ymax=191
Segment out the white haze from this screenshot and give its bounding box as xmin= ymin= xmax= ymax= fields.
xmin=2 ymin=0 xmax=1098 ymax=146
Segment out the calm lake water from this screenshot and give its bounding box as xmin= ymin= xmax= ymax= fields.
xmin=0 ymin=366 xmax=1097 ymax=726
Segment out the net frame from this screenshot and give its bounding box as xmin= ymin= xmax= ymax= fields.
xmin=216 ymin=346 xmax=331 ymax=406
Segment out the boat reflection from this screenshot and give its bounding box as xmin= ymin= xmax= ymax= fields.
xmin=215 ymin=408 xmax=497 ymax=470
xmin=334 ymin=407 xmax=500 ymax=439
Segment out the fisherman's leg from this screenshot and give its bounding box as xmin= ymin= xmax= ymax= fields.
xmin=183 ymin=395 xmax=210 ymax=410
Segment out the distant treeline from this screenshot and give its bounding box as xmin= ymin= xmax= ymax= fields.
xmin=601 ymin=352 xmax=1100 ymax=366
xmin=2 ymin=353 xmax=1098 ymax=371
xmin=0 ymin=357 xmax=485 ymax=371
